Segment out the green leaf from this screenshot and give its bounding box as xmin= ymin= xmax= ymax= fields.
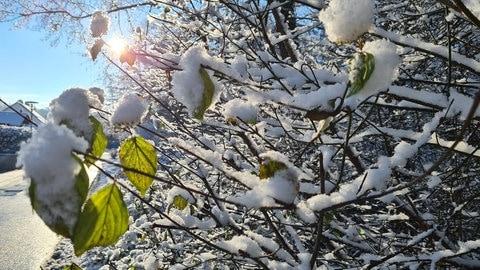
xmin=173 ymin=194 xmax=188 ymax=210
xmin=119 ymin=136 xmax=157 ymax=196
xmin=74 ymin=155 xmax=90 ymax=203
xmin=28 ymin=179 xmax=37 ymax=211
xmin=85 ymin=116 xmax=108 ymax=166
xmin=259 ymin=159 xmax=287 ymax=179
xmin=347 ymin=52 xmax=375 ymax=97
xmin=324 ymin=211 xmax=335 ymax=225
xmin=193 ymin=67 xmax=215 ymax=121
xmin=73 ymin=184 xmax=129 ymax=256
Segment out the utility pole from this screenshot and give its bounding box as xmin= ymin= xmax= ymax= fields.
xmin=25 ymin=101 xmax=38 ymax=133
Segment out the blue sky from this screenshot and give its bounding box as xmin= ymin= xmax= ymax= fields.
xmin=0 ymin=22 xmax=105 ymax=108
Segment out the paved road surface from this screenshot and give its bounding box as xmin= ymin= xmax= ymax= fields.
xmin=0 ymin=170 xmax=60 ymax=270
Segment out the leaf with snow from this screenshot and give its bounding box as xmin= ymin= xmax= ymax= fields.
xmin=173 ymin=194 xmax=188 ymax=210
xmin=90 ymin=11 xmax=110 ymax=37
xmin=347 ymin=52 xmax=375 ymax=97
xmin=120 ymin=47 xmax=136 ymax=66
xmin=85 ymin=116 xmax=107 ymax=166
xmin=89 ymin=39 xmax=104 ymax=61
xmin=119 ymin=136 xmax=157 ymax=196
xmin=193 ymin=67 xmax=215 ymax=121
xmin=73 ymin=184 xmax=129 ymax=256
xmin=259 ymin=159 xmax=287 ymax=179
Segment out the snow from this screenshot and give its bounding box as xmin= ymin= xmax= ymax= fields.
xmin=90 ymin=11 xmax=110 ymax=37
xmin=88 ymin=87 xmax=105 ymax=105
xmin=318 ymin=0 xmax=374 ymax=43
xmin=290 ymin=83 xmax=345 ymax=110
xmin=295 ymin=201 xmax=317 ymax=223
xmin=407 ymin=229 xmax=435 ymax=246
xmin=216 ymin=235 xmax=264 ymax=257
xmin=388 ymin=85 xmax=448 ymax=108
xmin=169 ymin=137 xmax=262 ymax=189
xmin=227 ymin=162 xmax=299 ymax=207
xmin=464 ymin=0 xmax=480 ymax=19
xmin=16 ymin=123 xmax=89 ymax=235
xmin=389 ymin=111 xmax=442 ymax=168
xmin=110 ymin=93 xmax=149 ymax=126
xmin=371 ymin=27 xmax=480 ymax=74
xmin=48 ymin=88 xmax=102 ymax=138
xmin=230 ymin=54 xmax=249 ymax=79
xmin=427 ymin=175 xmax=442 ymax=189
xmin=223 ymin=98 xmax=259 ymax=123
xmin=297 ymin=0 xmax=325 ymax=9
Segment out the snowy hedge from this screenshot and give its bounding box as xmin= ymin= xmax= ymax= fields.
xmin=0 ymin=125 xmax=31 ymax=153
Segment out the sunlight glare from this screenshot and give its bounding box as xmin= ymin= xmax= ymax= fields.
xmin=108 ymin=36 xmax=127 ymax=55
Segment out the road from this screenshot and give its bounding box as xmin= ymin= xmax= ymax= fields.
xmin=0 ymin=170 xmax=60 ymax=270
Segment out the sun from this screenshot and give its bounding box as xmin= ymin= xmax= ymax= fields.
xmin=108 ymin=36 xmax=127 ymax=55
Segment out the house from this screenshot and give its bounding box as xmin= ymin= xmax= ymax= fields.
xmin=0 ymin=100 xmax=46 ymax=127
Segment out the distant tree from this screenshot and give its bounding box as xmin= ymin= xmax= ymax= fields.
xmin=3 ymin=0 xmax=480 ymax=269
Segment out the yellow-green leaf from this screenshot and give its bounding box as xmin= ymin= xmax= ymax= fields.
xmin=119 ymin=136 xmax=157 ymax=196
xmin=259 ymin=159 xmax=287 ymax=179
xmin=73 ymin=184 xmax=129 ymax=256
xmin=85 ymin=116 xmax=107 ymax=166
xmin=63 ymin=263 xmax=83 ymax=270
xmin=193 ymin=67 xmax=215 ymax=121
xmin=347 ymin=52 xmax=375 ymax=97
xmin=173 ymin=194 xmax=188 ymax=210
xmin=74 ymin=155 xmax=90 ymax=203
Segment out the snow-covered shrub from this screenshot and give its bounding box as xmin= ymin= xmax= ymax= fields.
xmin=5 ymin=1 xmax=480 ymax=269
xmin=0 ymin=125 xmax=31 ymax=153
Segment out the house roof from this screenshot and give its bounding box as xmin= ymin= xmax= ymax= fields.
xmin=0 ymin=111 xmax=28 ymax=126
xmin=1 ymin=101 xmax=46 ymax=125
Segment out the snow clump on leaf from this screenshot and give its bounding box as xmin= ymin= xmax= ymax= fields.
xmin=111 ymin=93 xmax=149 ymax=126
xmin=88 ymin=87 xmax=105 ymax=104
xmin=48 ymin=87 xmax=102 ymax=138
xmin=223 ymin=98 xmax=259 ymax=124
xmin=90 ymin=11 xmax=110 ymax=37
xmin=171 ymin=45 xmax=222 ymax=118
xmin=355 ymin=40 xmax=401 ymax=97
xmin=319 ymin=0 xmax=374 ymax=43
xmin=16 ymin=123 xmax=89 ymax=236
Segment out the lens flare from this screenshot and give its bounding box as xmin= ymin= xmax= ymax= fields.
xmin=108 ymin=36 xmax=127 ymax=55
